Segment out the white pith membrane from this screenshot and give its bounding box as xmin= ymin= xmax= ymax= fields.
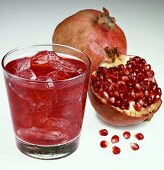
xmin=91 ymin=54 xmax=162 ymax=117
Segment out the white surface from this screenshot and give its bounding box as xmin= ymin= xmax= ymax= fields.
xmin=0 ymin=0 xmax=164 ymax=169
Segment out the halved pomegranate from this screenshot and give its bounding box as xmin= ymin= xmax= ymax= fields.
xmin=89 ymin=48 xmax=162 ymax=126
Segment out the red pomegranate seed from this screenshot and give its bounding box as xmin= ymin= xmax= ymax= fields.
xmin=123 ymin=131 xmax=131 ymax=139
xmin=153 ymin=95 xmax=161 ymax=102
xmin=150 ymin=83 xmax=157 ymax=91
xmin=145 ymin=70 xmax=154 ymax=78
xmin=99 ymin=129 xmax=108 ymax=136
xmin=133 ymin=56 xmax=140 ymax=62
xmin=156 ymin=87 xmax=162 ymax=95
xmin=130 ymin=143 xmax=140 ymax=151
xmin=133 ymin=102 xmax=142 ymax=111
xmin=135 ymin=133 xmax=144 ymax=140
xmin=112 ymin=146 xmax=121 ymax=154
xmin=111 ymin=135 xmax=119 ymax=144
xmin=137 ymin=73 xmax=145 ymax=82
xmin=129 ymin=76 xmax=136 ymax=86
xmin=130 ymin=90 xmax=135 ymax=100
xmin=121 ymin=76 xmax=129 ymax=82
xmin=111 ymin=82 xmax=118 ymax=90
xmin=118 ymin=64 xmax=124 ymax=70
xmin=118 ymin=80 xmax=126 ymax=86
xmin=99 ymin=90 xmax=109 ymax=99
xmin=99 ymin=67 xmax=108 ymax=75
xmin=100 ymin=140 xmax=108 ymax=148
xmin=144 ymin=64 xmax=151 ymax=70
xmin=135 ymin=83 xmax=142 ymax=91
xmin=114 ymin=99 xmax=121 ymax=107
xmin=139 ymin=58 xmax=146 ymax=65
xmin=122 ymin=68 xmax=130 ymax=75
xmin=108 ymin=96 xmax=115 ymax=104
xmin=144 ymin=80 xmax=150 ymax=89
xmin=135 ymin=91 xmax=144 ymax=99
xmin=113 ymin=91 xmax=120 ymax=98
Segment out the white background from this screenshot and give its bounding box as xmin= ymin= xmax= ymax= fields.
xmin=0 ymin=0 xmax=164 ymax=169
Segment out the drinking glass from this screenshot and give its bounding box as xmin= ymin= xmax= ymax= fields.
xmin=1 ymin=44 xmax=91 ymax=159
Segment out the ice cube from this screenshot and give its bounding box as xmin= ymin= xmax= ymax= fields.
xmin=16 ymin=69 xmax=36 ymax=80
xmin=36 ymin=76 xmax=55 ymax=87
xmin=15 ymin=57 xmax=31 ymax=73
xmin=48 ymin=70 xmax=71 ymax=81
xmin=49 ymin=58 xmax=77 ymax=73
xmin=46 ymin=77 xmax=54 ymax=87
xmin=47 ymin=51 xmax=61 ymax=61
xmin=31 ymin=51 xmax=60 ymax=65
xmin=31 ymin=51 xmax=50 ymax=64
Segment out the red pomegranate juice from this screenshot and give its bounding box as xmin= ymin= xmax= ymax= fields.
xmin=4 ymin=50 xmax=89 ymax=146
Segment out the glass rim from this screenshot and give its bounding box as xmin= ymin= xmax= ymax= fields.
xmin=1 ymin=44 xmax=91 ymax=84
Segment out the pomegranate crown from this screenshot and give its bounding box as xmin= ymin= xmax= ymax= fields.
xmin=98 ymin=7 xmax=116 ymax=29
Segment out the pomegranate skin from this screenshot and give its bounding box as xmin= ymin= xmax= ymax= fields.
xmin=53 ymin=8 xmax=127 ymax=73
xmin=89 ymin=87 xmax=162 ymax=126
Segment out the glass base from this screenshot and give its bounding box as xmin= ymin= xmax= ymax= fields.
xmin=16 ymin=136 xmax=80 ymax=160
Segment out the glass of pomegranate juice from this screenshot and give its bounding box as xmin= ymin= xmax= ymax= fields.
xmin=2 ymin=44 xmax=90 ymax=159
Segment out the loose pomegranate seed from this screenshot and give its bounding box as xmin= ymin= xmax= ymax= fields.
xmin=100 ymin=140 xmax=108 ymax=148
xmin=123 ymin=131 xmax=131 ymax=139
xmin=111 ymin=135 xmax=119 ymax=144
xmin=112 ymin=146 xmax=121 ymax=154
xmin=130 ymin=143 xmax=140 ymax=151
xmin=99 ymin=129 xmax=108 ymax=136
xmin=135 ymin=133 xmax=144 ymax=140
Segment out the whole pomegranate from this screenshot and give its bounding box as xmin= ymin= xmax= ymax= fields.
xmin=52 ymin=7 xmax=127 ymax=73
xmin=89 ymin=48 xmax=162 ymax=126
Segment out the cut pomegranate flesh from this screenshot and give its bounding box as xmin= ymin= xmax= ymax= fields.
xmin=99 ymin=129 xmax=108 ymax=136
xmin=91 ymin=56 xmax=162 ymax=111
